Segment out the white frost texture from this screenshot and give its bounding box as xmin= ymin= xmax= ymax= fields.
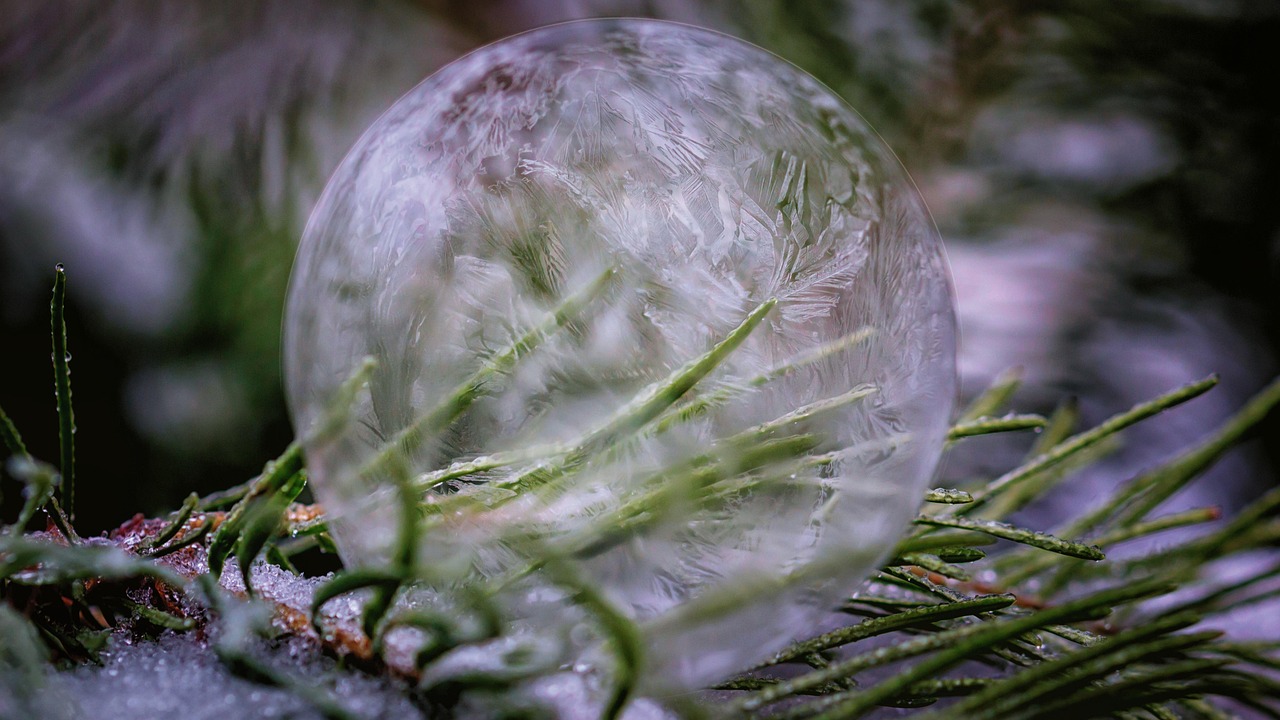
xmin=284 ymin=19 xmax=956 ymax=693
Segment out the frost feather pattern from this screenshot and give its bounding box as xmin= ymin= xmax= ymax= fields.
xmin=285 ymin=20 xmax=956 ymax=694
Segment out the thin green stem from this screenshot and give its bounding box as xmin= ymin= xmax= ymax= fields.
xmin=923 ymin=613 xmax=1208 ymax=720
xmin=361 ymin=267 xmax=616 ymax=482
xmin=138 ymin=493 xmax=201 ymax=552
xmin=734 ymin=579 xmax=1169 ymax=715
xmin=947 ymin=414 xmax=1046 ymax=441
xmin=891 ymin=552 xmax=972 ymax=581
xmin=805 ymin=581 xmax=1172 ymax=719
xmin=1064 ymin=376 xmax=1280 ymax=539
xmin=0 ymin=403 xmax=28 ymax=460
xmin=959 ymin=376 xmax=1217 ymax=517
xmin=1031 ymin=507 xmax=1222 ymax=595
xmin=999 ymin=506 xmax=1221 ymax=588
xmin=146 ymin=517 xmax=214 ymax=558
xmin=915 ymin=515 xmax=1104 ymax=561
xmin=1026 ymin=398 xmax=1078 ymax=457
xmin=957 ymin=367 xmax=1023 ymax=423
xmin=894 ymin=531 xmax=995 ymax=555
xmin=502 ymin=297 xmax=778 ymax=495
xmin=50 ymin=264 xmax=75 ymax=521
xmin=542 ymin=554 xmax=642 ymax=720
xmin=412 ymin=296 xmax=783 ymax=520
xmin=756 ymin=594 xmax=1015 ymax=667
xmin=652 ymin=327 xmax=874 ymax=436
xmin=207 ymin=442 xmax=304 ymax=576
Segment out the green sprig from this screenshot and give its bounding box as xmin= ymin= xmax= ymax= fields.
xmin=915 ymin=515 xmax=1105 ymax=561
xmin=959 ymin=376 xmax=1218 ymax=517
xmin=50 ymin=265 xmax=76 ymax=521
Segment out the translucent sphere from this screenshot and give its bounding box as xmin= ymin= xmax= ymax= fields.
xmin=285 ymin=19 xmax=955 ymax=694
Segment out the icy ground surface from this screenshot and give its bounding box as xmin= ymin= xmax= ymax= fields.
xmin=3 ymin=545 xmax=1273 ymax=718
xmin=51 ymin=632 xmax=425 ymax=720
xmin=13 ymin=559 xmax=676 ymax=720
xmin=37 ymin=629 xmax=675 ymax=720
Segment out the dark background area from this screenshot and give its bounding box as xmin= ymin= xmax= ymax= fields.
xmin=2 ymin=0 xmax=1278 ymax=534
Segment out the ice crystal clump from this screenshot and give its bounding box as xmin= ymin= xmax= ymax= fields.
xmin=285 ymin=19 xmax=956 ymax=693
xmin=52 ymin=633 xmax=425 ymax=720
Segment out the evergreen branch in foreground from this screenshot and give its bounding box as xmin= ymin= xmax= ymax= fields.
xmin=1 ymin=265 xmax=1278 ymax=719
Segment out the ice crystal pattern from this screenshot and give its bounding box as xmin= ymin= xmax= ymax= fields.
xmin=285 ymin=19 xmax=956 ymax=692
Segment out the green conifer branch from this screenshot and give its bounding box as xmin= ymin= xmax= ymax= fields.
xmin=3 ymin=267 xmax=1279 ymax=720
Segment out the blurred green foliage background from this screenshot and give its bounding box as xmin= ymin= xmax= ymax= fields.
xmin=1 ymin=0 xmax=1277 ymax=532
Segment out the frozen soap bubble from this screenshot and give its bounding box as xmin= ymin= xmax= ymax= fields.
xmin=284 ymin=19 xmax=956 ymax=696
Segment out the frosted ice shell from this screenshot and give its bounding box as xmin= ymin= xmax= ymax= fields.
xmin=284 ymin=19 xmax=956 ymax=692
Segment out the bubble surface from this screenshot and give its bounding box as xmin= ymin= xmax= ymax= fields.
xmin=285 ymin=19 xmax=956 ymax=692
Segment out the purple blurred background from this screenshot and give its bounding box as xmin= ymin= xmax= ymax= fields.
xmin=1 ymin=1 xmax=1277 ymax=534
